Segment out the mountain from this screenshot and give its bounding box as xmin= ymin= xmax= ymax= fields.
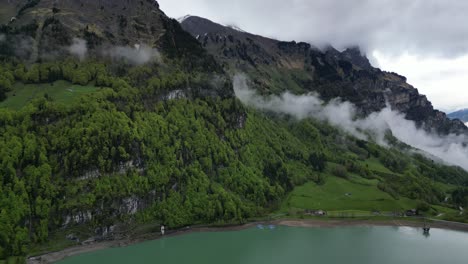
xmin=1 ymin=2 xmax=468 ymax=261
xmin=181 ymin=16 xmax=467 ymax=135
xmin=448 ymin=109 xmax=468 ymax=123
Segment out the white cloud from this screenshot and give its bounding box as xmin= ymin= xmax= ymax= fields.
xmin=234 ymin=74 xmax=468 ymax=171
xmin=373 ymin=51 xmax=468 ymax=112
xmin=103 ymin=44 xmax=161 ymax=65
xmin=68 ymin=38 xmax=88 ymax=60
xmin=158 ymin=0 xmax=468 ymax=111
xmin=159 ymin=0 xmax=468 ymax=57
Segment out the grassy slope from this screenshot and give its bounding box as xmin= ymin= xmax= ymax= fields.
xmin=280 ymin=158 xmax=458 ymax=217
xmin=0 ymin=81 xmax=99 ymax=110
xmin=361 ymin=157 xmax=394 ymax=174
xmin=281 ymin=175 xmax=417 ymax=213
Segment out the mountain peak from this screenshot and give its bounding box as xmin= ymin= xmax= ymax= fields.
xmin=341 ymin=46 xmax=373 ymax=70
xmin=180 ymin=15 xmax=244 ymax=37
xmin=226 ymin=24 xmax=246 ymax=33
xmin=177 ymin=14 xmax=192 ymax=23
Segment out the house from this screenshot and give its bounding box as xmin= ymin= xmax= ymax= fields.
xmin=315 ymin=210 xmax=326 ymax=216
xmin=304 ymin=209 xmax=327 ymax=216
xmin=405 ymin=209 xmax=418 ymax=216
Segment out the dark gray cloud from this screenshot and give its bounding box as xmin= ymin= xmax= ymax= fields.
xmin=159 ymin=0 xmax=468 ymax=57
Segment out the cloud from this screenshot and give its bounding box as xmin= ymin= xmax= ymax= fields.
xmin=158 ymin=0 xmax=468 ymax=111
xmin=159 ymin=0 xmax=468 ymax=58
xmin=68 ymin=38 xmax=88 ymax=60
xmin=103 ymin=44 xmax=161 ymax=65
xmin=234 ymin=74 xmax=468 ymax=171
xmin=13 ymin=36 xmax=35 ymax=60
xmin=373 ymin=51 xmax=468 ymax=112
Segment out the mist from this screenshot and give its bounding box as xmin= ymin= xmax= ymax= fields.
xmin=68 ymin=38 xmax=88 ymax=60
xmin=103 ymin=44 xmax=161 ymax=65
xmin=233 ymin=74 xmax=468 ymax=171
xmin=65 ymin=40 xmax=161 ymax=64
xmin=0 ymin=34 xmax=5 ymax=42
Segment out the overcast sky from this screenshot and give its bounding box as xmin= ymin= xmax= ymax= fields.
xmin=158 ymin=0 xmax=468 ymax=112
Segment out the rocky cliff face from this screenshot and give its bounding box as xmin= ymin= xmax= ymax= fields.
xmin=2 ymin=0 xmax=164 ymax=47
xmin=1 ymin=0 xmax=160 ymax=61
xmin=181 ymin=16 xmax=467 ymax=135
xmin=0 ymin=0 xmax=232 ymax=97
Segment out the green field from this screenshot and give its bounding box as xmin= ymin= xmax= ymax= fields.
xmin=360 ymin=157 xmax=395 ymax=174
xmin=0 ymin=81 xmax=99 ymax=110
xmin=280 ymin=175 xmax=419 ymax=213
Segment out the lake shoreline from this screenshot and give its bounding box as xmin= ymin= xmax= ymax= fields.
xmin=27 ymin=218 xmax=468 ymax=264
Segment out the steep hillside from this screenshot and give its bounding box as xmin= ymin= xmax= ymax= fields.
xmin=181 ymin=16 xmax=467 ymax=135
xmin=0 ymin=2 xmax=468 ymax=262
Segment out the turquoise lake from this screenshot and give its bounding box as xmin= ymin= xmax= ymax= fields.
xmin=58 ymin=226 xmax=468 ymax=264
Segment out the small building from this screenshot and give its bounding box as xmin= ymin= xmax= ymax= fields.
xmin=315 ymin=210 xmax=326 ymax=216
xmin=405 ymin=209 xmax=418 ymax=216
xmin=304 ymin=209 xmax=327 ymax=216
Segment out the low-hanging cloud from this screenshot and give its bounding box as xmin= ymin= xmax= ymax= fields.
xmin=234 ymin=74 xmax=468 ymax=171
xmin=103 ymin=44 xmax=161 ymax=65
xmin=68 ymin=38 xmax=88 ymax=60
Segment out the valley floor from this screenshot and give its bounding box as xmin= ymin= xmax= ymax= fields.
xmin=27 ymin=217 xmax=468 ymax=264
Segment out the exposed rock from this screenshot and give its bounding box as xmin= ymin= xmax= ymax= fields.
xmin=63 ymin=211 xmax=93 ymax=227
xmin=65 ymin=234 xmax=79 ymax=242
xmin=95 ymin=225 xmax=116 ymax=238
xmin=76 ymin=169 xmax=101 ymax=181
xmin=236 ymin=113 xmax=247 ymax=129
xmin=163 ymin=89 xmax=188 ymax=100
xmin=181 ymin=16 xmax=467 ymax=136
xmin=119 ymin=196 xmax=140 ymax=215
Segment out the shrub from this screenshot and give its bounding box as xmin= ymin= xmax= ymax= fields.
xmin=332 ymin=165 xmax=348 ymax=179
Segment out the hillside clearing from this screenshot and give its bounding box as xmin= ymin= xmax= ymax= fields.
xmin=0 ymin=81 xmax=99 ymax=110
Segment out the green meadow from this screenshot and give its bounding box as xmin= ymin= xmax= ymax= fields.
xmin=281 ymin=175 xmax=418 ymax=213
xmin=280 ymin=159 xmax=458 ymax=217
xmin=0 ymin=81 xmax=99 ymax=110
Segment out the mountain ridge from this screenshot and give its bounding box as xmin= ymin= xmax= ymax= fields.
xmin=1 ymin=3 xmax=468 ymax=261
xmin=448 ymin=109 xmax=468 ymax=122
xmin=181 ymin=15 xmax=467 ymax=135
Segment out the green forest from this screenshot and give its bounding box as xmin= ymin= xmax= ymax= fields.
xmin=1 ymin=56 xmax=468 ymax=260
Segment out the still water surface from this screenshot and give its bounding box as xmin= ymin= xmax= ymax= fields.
xmin=58 ymin=226 xmax=468 ymax=264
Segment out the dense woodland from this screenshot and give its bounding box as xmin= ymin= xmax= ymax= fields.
xmin=0 ymin=53 xmax=468 ymax=259
xmin=0 ymin=1 xmax=467 ymax=262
